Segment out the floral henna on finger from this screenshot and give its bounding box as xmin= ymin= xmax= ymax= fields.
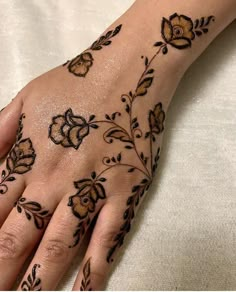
xmin=50 ymin=14 xmax=214 ymax=258
xmin=0 ymin=114 xmax=36 ymax=195
xmin=21 ymin=264 xmax=42 ymax=291
xmin=15 ymin=198 xmax=52 ymax=229
xmin=68 ymin=171 xmax=107 ymax=247
xmin=64 ymin=24 xmax=122 ymax=77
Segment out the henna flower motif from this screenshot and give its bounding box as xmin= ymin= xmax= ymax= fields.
xmin=68 ymin=172 xmax=106 ymax=219
xmin=148 ymin=103 xmax=165 ymax=134
xmin=7 ymin=139 xmax=36 ymax=174
xmin=161 ymin=13 xmax=195 ymax=49
xmin=68 ymin=195 xmax=95 ymax=220
xmin=68 ymin=52 xmax=94 ymax=77
xmin=49 ymin=108 xmax=90 ymax=150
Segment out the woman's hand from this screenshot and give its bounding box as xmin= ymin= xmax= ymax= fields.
xmin=0 ymin=0 xmax=233 ymax=289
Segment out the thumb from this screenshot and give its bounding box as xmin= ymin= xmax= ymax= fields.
xmin=0 ymin=94 xmax=24 ymax=158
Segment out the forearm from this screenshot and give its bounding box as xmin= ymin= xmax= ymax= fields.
xmin=127 ymin=0 xmax=236 ymax=70
xmin=93 ymin=0 xmax=235 ymax=110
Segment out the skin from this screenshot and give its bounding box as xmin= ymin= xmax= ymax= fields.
xmin=0 ymin=0 xmax=235 ymax=290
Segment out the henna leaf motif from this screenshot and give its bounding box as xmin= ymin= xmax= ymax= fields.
xmin=152 ymin=147 xmax=161 ymax=176
xmin=148 ymin=103 xmax=165 ymax=136
xmin=80 ymin=258 xmax=92 ymax=291
xmin=136 ymin=77 xmax=153 ymax=96
xmin=194 ymin=16 xmax=215 ymax=36
xmin=104 ymin=126 xmax=133 ymax=146
xmin=15 ymin=198 xmax=51 ymax=229
xmin=21 ymin=264 xmax=41 ymax=291
xmin=69 ymin=216 xmax=91 ymax=248
xmin=90 ymin=24 xmax=122 ymax=50
xmin=107 ymin=179 xmax=151 ymax=263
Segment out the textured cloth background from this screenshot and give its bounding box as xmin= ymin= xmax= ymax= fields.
xmin=0 ymin=1 xmax=235 ymax=290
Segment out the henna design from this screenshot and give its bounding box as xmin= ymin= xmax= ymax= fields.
xmin=156 ymin=13 xmax=215 ymax=52
xmin=21 ymin=264 xmax=41 ymax=291
xmin=68 ymin=171 xmax=106 ymax=247
xmin=66 ymin=24 xmax=122 ymax=77
xmin=0 ymin=114 xmax=36 ymax=195
xmin=68 ymin=171 xmax=106 ymax=220
xmin=48 ymin=109 xmax=100 ymax=150
xmin=106 ymin=13 xmax=215 ymax=263
xmin=80 ymin=257 xmax=92 ymax=291
xmin=15 ymin=198 xmax=52 ymax=229
xmin=52 ymin=14 xmax=214 ymax=258
xmin=69 ymin=216 xmax=91 ymax=248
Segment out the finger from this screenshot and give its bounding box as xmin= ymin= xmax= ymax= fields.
xmin=17 ymin=192 xmax=105 ymax=291
xmin=0 ymin=93 xmax=24 ymax=158
xmin=0 ymin=161 xmax=25 ymax=226
xmin=0 ymin=184 xmax=55 ymax=290
xmin=0 ymin=110 xmax=37 ymax=225
xmin=73 ymin=199 xmax=129 ymax=291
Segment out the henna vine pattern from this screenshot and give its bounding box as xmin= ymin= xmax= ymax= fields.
xmin=64 ymin=24 xmax=122 ymax=77
xmin=21 ymin=264 xmax=42 ymax=291
xmin=15 ymin=198 xmax=52 ymax=229
xmin=106 ymin=13 xmax=214 ymax=262
xmin=50 ymin=14 xmax=215 ymax=258
xmin=0 ymin=114 xmax=36 ymax=195
xmin=80 ymin=257 xmax=92 ymax=291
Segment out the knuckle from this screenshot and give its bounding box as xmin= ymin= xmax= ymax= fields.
xmin=90 ymin=269 xmax=106 ymax=280
xmin=0 ymin=231 xmax=24 ymax=259
xmin=43 ymin=239 xmax=69 ymax=263
xmin=93 ymin=227 xmax=118 ymax=249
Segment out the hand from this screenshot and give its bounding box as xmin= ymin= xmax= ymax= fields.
xmin=0 ymin=5 xmax=218 ymax=291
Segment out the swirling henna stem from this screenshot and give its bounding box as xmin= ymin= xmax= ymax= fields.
xmin=88 ymin=120 xmax=132 ymax=142
xmin=88 ymin=119 xmax=153 ymax=179
xmin=129 ymin=45 xmax=166 ymax=176
xmin=129 ymin=102 xmax=151 ymax=178
xmin=136 ymin=45 xmax=166 ymax=95
xmin=105 ymin=30 xmax=171 ymax=264
xmin=106 ymin=12 xmax=215 ymax=264
xmin=97 ymin=162 xmax=150 ymax=181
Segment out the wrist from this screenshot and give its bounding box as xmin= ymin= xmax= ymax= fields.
xmin=122 ymin=0 xmax=235 ymax=71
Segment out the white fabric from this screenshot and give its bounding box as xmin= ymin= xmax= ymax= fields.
xmin=0 ymin=1 xmax=235 ymax=290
